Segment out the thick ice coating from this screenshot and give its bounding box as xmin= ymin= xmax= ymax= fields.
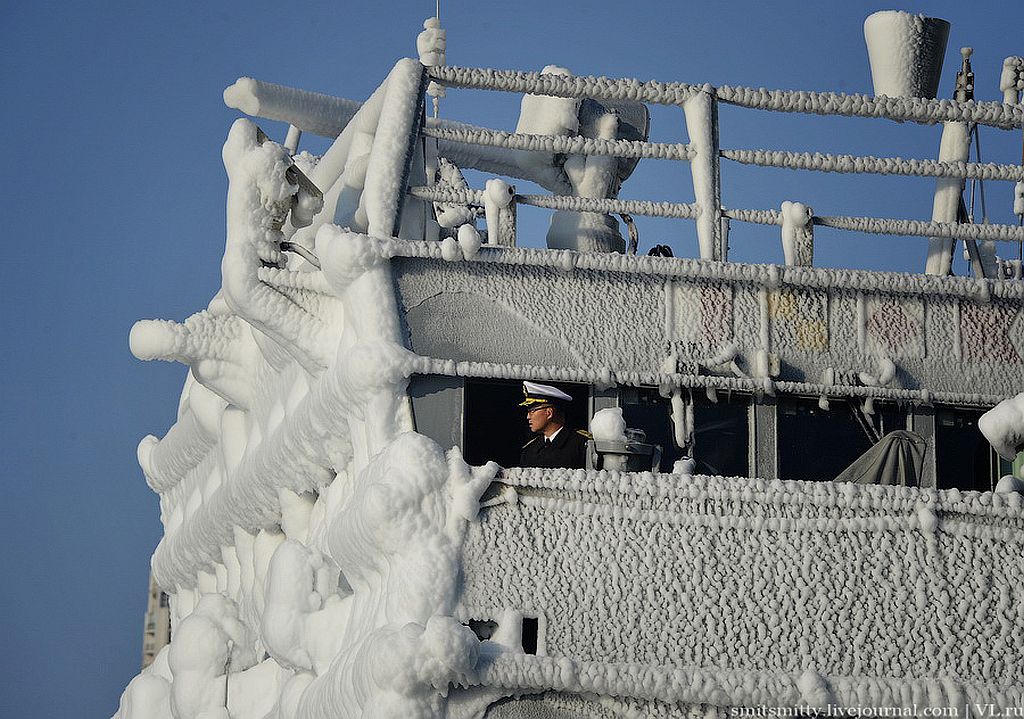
xmin=980 ymin=392 xmax=1024 ymax=462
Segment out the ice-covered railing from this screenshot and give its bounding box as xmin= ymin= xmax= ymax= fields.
xmin=223 ymin=64 xmax=1024 ymax=274
xmin=417 ymin=64 xmax=1024 ymax=270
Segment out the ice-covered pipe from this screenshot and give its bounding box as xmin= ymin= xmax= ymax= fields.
xmin=721 ymin=147 xmax=1024 ymax=182
xmin=925 ymin=121 xmax=971 ymax=275
xmin=224 ymin=77 xmax=361 ymax=138
xmin=430 ymin=65 xmax=1024 ymax=128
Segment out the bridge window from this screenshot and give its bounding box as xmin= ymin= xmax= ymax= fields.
xmin=935 ymin=407 xmax=1000 ymax=492
xmin=620 ymin=387 xmax=749 ymax=476
xmin=463 ymin=378 xmax=590 ymax=467
xmin=777 ymin=397 xmax=906 ymax=482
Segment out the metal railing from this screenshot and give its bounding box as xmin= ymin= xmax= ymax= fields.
xmin=420 ymin=64 xmax=1024 ymax=268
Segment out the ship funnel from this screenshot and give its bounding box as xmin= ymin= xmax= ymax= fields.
xmin=864 ymin=10 xmax=949 ymax=99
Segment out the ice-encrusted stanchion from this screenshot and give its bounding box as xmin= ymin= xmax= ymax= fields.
xmin=683 ymin=85 xmax=724 ymax=261
xmin=925 ymin=120 xmax=971 ymax=276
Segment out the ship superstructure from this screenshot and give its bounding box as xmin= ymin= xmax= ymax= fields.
xmin=115 ymin=12 xmax=1024 ymax=719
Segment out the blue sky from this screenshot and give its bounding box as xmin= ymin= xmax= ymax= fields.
xmin=2 ymin=1 xmax=1022 ymax=715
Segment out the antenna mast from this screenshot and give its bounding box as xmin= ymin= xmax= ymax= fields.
xmin=417 ymin=2 xmax=446 ymax=119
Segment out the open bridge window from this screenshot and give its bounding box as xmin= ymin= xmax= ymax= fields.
xmin=463 ymin=378 xmax=590 ymax=468
xmin=777 ymin=397 xmax=906 ymax=482
xmin=935 ymin=407 xmax=1003 ymax=492
xmin=619 ymin=387 xmax=750 ymax=476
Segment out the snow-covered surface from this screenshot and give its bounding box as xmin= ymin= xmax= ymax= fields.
xmin=393 ymin=246 xmax=1024 ymax=404
xmin=864 ymin=11 xmax=949 ymax=100
xmin=120 ymin=113 xmax=502 ymax=715
xmin=460 ymin=467 xmax=1024 ymax=709
xmin=980 ymin=392 xmax=1024 ymax=462
xmin=589 ymin=407 xmax=626 ymax=443
xmin=118 ymin=33 xmax=1024 ymax=719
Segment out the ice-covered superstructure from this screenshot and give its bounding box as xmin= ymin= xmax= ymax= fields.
xmin=118 ymin=19 xmax=1024 ymax=718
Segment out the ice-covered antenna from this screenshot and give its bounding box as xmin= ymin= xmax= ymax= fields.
xmin=955 ymin=47 xmax=975 ymax=103
xmin=417 ymin=11 xmax=447 ymax=118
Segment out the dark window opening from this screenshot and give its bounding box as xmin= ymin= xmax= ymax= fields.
xmin=465 ymin=619 xmax=498 ymax=641
xmin=159 ymin=592 xmax=169 ymax=608
xmin=777 ymin=397 xmax=906 ymax=482
xmin=463 ymin=378 xmax=589 ymax=468
xmin=693 ymin=392 xmax=750 ymax=477
xmin=619 ymin=387 xmax=749 ymax=476
xmin=521 ymin=616 xmax=539 ymax=655
xmin=936 ymin=407 xmax=999 ymax=492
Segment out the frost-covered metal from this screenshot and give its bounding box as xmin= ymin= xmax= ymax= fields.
xmin=116 ymin=14 xmax=1024 ymax=719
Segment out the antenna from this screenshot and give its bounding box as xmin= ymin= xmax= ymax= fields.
xmin=417 ymin=4 xmax=446 ymax=119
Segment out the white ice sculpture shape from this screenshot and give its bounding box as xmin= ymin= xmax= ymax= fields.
xmin=980 ymin=392 xmax=1024 ymax=463
xmin=221 ymin=118 xmax=339 ymax=373
xmin=780 ymin=201 xmax=814 ymax=267
xmin=547 ymin=110 xmax=624 ymax=253
xmin=483 ymin=178 xmax=514 ymax=246
xmin=1000 ymin=56 xmax=1024 ymax=105
xmin=130 ymin=311 xmax=263 ymax=410
xmin=168 ymin=594 xmax=258 ymax=719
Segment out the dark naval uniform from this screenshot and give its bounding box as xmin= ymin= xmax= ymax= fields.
xmin=519 ymin=428 xmax=591 ymax=469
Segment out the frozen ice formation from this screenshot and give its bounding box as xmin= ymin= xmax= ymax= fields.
xmin=589 ymin=407 xmax=627 ymax=443
xmin=1001 ymin=56 xmax=1024 ymax=104
xmin=980 ymin=393 xmax=1024 ymax=462
xmin=864 ymin=11 xmax=949 ymax=100
xmin=780 ymin=201 xmax=813 ymax=267
xmin=121 ymin=28 xmax=1024 ymax=718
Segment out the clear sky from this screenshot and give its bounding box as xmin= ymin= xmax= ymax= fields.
xmin=2 ymin=0 xmax=1022 ymax=715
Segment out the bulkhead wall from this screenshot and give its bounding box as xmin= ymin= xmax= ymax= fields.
xmin=457 ymin=468 xmax=1024 ymax=692
xmin=393 ymin=252 xmax=1024 ymax=402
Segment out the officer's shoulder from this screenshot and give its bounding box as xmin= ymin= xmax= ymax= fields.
xmin=522 ymin=437 xmax=541 ymax=449
xmin=575 ymin=429 xmax=593 ymax=440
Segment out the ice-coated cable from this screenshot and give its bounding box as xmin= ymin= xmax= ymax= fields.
xmin=423 ymin=124 xmax=694 ymax=161
xmin=720 ymin=148 xmax=1024 ymax=182
xmin=408 ymin=186 xmax=701 ymax=220
xmin=429 ymin=66 xmax=1024 ymax=128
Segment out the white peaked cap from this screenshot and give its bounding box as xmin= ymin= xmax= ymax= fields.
xmin=521 ymin=381 xmax=573 ymax=406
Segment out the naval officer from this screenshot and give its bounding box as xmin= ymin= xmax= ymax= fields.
xmin=518 ymin=381 xmax=592 ymax=469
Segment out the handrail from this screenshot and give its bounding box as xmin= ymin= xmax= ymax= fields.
xmin=422 ymin=125 xmax=695 ymax=161
xmin=422 ymin=124 xmax=1024 ymax=182
xmin=408 ymin=186 xmax=701 ymax=220
xmin=720 ymin=149 xmax=1024 ymax=182
xmin=412 ymin=185 xmax=1024 ymax=246
xmin=722 ymin=208 xmax=1024 ymax=244
xmin=428 ymin=65 xmax=1024 ymax=129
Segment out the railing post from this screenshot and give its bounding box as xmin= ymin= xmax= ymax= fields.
xmin=499 ymin=200 xmax=517 ymax=246
xmin=683 ymin=85 xmax=724 ymax=261
xmin=925 ymin=121 xmax=970 ymax=275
